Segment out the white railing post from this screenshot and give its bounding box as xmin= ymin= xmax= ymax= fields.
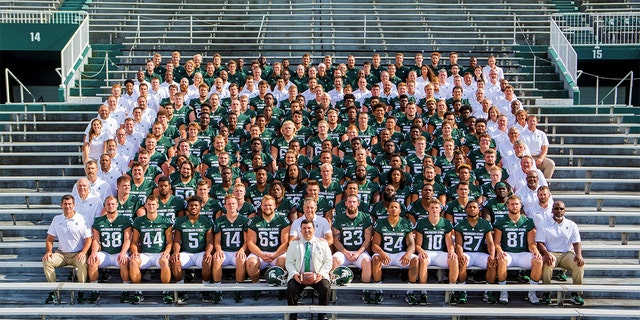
xmin=628 ymin=71 xmax=634 ymax=107
xmin=364 ymin=15 xmax=367 ymax=45
xmin=532 ymin=56 xmax=536 ymax=86
xmin=105 ymin=52 xmax=110 ymax=88
xmin=595 ymin=75 xmax=599 ymax=106
xmin=4 ymin=68 xmax=9 ymax=104
xmin=4 ymin=68 xmax=36 ymax=103
xmin=513 ymin=14 xmax=517 ymax=45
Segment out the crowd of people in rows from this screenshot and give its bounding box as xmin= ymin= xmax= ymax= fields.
xmin=43 ymin=51 xmax=585 ymax=314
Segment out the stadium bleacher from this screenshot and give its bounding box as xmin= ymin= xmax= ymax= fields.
xmin=0 ymin=0 xmax=639 ymax=319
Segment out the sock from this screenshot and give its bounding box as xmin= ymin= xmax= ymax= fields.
xmin=499 ymin=280 xmax=507 ymax=285
xmin=530 ymin=280 xmax=539 ymax=285
xmin=122 ymin=281 xmax=131 ymax=284
xmin=91 ymin=281 xmax=98 ymax=284
xmin=177 ymin=280 xmax=184 ymax=284
xmin=202 ymin=280 xmax=210 ymax=284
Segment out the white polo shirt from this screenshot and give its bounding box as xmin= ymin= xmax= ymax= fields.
xmin=289 ymin=216 xmax=331 ymax=240
xmin=535 ymin=218 xmax=581 ymax=252
xmin=47 ymin=212 xmax=91 ymax=253
xmin=72 ymin=194 xmax=104 ymax=228
xmin=520 ymin=128 xmax=549 ymax=157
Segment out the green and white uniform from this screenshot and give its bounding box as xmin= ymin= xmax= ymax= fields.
xmin=214 ymin=214 xmax=250 ymax=266
xmin=494 ymin=215 xmax=535 ymax=268
xmin=92 ymin=215 xmax=132 ymax=267
xmin=332 ymin=211 xmax=373 ymax=267
xmin=157 ymin=196 xmax=186 ymax=224
xmin=415 ymin=217 xmax=453 ymax=267
xmin=454 ymin=218 xmax=493 ymax=268
xmin=133 ymin=214 xmax=172 ymax=269
xmin=373 ymin=217 xmax=416 ymax=267
xmin=247 ymin=214 xmax=289 ymax=269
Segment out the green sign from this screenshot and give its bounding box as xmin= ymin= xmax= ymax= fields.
xmin=0 ymin=23 xmax=78 ymax=51
xmin=575 ymin=45 xmax=640 ymax=61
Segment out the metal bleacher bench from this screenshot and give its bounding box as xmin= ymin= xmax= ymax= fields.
xmin=564 ymin=209 xmax=639 ymax=227
xmin=547 ymin=177 xmax=639 ymax=194
xmin=0 ymin=282 xmax=637 ymax=320
xmin=551 ymin=154 xmax=639 ymax=166
xmin=0 ymin=305 xmax=637 ymax=320
xmin=554 ymin=193 xmax=640 ymax=211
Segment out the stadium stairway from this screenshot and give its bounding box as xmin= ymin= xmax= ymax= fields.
xmin=68 ymin=44 xmax=124 ymax=100
xmin=79 ymin=0 xmax=569 ymax=102
xmin=0 ymin=102 xmax=637 ymax=313
xmin=548 ymin=0 xmax=581 ymax=13
xmin=58 ymin=0 xmax=88 ymax=11
xmin=514 ymin=45 xmax=569 ymax=99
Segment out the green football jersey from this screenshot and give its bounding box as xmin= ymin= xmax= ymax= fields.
xmin=494 ymin=215 xmax=535 ymax=253
xmin=247 ymin=185 xmax=270 ymax=210
xmin=133 ymin=215 xmax=172 ymax=253
xmin=414 ymin=217 xmax=453 ymax=252
xmin=370 ymin=201 xmax=407 ymax=220
xmin=274 ymin=198 xmax=295 ymax=219
xmin=117 ymin=195 xmax=142 ymax=221
xmin=407 ymin=199 xmax=430 ymax=220
xmin=248 ymin=215 xmax=290 ymax=252
xmin=214 ymin=214 xmax=250 ymax=252
xmin=373 ymin=217 xmax=413 ymax=254
xmin=484 ymin=198 xmax=509 ymax=225
xmin=92 ymin=215 xmax=132 ymax=254
xmin=272 ymin=137 xmax=295 ymax=160
xmin=353 ymin=179 xmax=380 ymax=205
xmin=200 ymin=198 xmax=223 ymax=221
xmin=318 ymin=181 xmax=343 ymax=207
xmin=332 ymin=211 xmax=372 ymax=252
xmin=454 ymin=218 xmax=493 ymax=253
xmin=174 ymin=215 xmax=213 ymax=253
xmin=157 ymin=196 xmax=186 ymax=223
xmin=171 ymin=177 xmax=199 ymax=200
xmin=130 ymin=180 xmax=157 ymax=204
xmin=445 ymin=200 xmax=468 ymax=225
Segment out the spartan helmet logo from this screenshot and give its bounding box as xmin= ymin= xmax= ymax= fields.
xmin=265 ymin=266 xmax=287 ymax=286
xmin=331 ymin=266 xmax=354 ymax=286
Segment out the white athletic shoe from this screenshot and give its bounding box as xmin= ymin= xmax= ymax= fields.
xmin=499 ymin=291 xmax=509 ymax=304
xmin=528 ymin=291 xmax=540 ymax=305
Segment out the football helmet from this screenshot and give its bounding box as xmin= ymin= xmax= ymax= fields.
xmin=331 ymin=266 xmax=354 ymax=286
xmin=265 ymin=266 xmax=288 ymax=287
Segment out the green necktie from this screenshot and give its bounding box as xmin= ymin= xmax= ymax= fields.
xmin=303 ymin=241 xmax=311 ymax=272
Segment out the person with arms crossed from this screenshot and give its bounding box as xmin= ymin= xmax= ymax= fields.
xmin=43 ymin=195 xmax=92 ymax=304
xmin=285 ymin=219 xmax=333 ymax=320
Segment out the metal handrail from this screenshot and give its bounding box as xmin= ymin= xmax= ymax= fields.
xmin=599 ymin=71 xmax=634 ymax=106
xmin=4 ymin=68 xmax=36 ymax=104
